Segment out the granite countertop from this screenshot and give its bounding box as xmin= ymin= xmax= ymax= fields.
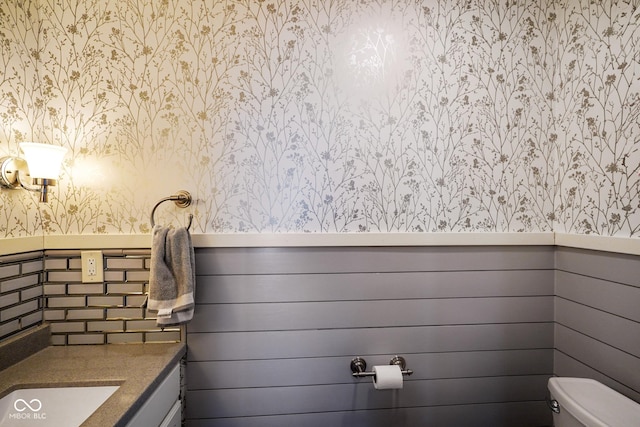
xmin=0 ymin=327 xmax=186 ymax=427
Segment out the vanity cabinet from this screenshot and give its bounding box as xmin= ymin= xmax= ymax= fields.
xmin=126 ymin=363 xmax=181 ymax=427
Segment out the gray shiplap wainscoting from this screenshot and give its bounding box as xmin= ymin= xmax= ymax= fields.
xmin=554 ymin=247 xmax=640 ymax=403
xmin=186 ymin=246 xmax=555 ymax=427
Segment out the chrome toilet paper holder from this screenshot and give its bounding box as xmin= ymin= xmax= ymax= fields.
xmin=350 ymin=356 xmax=413 ymax=378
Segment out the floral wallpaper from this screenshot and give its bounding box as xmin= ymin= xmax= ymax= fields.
xmin=0 ymin=0 xmax=639 ymax=237
xmin=553 ymin=0 xmax=640 ymax=235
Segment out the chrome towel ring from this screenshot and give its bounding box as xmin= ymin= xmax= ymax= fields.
xmin=150 ymin=190 xmax=193 ymax=230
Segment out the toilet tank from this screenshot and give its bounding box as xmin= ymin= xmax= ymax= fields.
xmin=548 ymin=377 xmax=640 ymax=427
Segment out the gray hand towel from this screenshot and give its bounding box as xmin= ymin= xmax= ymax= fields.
xmin=148 ymin=225 xmax=196 ymax=326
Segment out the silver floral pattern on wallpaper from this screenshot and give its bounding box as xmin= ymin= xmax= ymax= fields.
xmin=0 ymin=0 xmax=639 ymax=237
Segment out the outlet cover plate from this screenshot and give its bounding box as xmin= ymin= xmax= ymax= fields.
xmin=81 ymin=250 xmax=104 ymax=283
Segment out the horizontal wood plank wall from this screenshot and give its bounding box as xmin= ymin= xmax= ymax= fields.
xmin=554 ymin=248 xmax=640 ymax=402
xmin=186 ymin=246 xmax=555 ymax=427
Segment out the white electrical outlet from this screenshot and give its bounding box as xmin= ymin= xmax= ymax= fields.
xmin=81 ymin=250 xmax=104 ymax=283
xmin=87 ymin=257 xmax=96 ymax=276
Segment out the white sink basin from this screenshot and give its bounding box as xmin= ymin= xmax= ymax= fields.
xmin=0 ymin=385 xmax=119 ymax=427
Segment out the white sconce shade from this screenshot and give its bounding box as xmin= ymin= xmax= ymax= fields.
xmin=0 ymin=142 xmax=67 ymax=202
xmin=20 ymin=142 xmax=67 ymax=180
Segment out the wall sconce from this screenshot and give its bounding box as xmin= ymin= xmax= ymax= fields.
xmin=0 ymin=142 xmax=67 ymax=203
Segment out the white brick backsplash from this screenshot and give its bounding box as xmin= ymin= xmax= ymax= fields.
xmin=0 ymin=264 xmax=20 ymax=280
xmin=107 ymin=282 xmax=144 ymax=294
xmin=0 ymin=253 xmax=44 ymax=340
xmin=44 ymin=284 xmax=67 ymax=295
xmin=146 ymin=330 xmax=181 ymax=342
xmin=50 ymin=322 xmax=85 ymax=333
xmin=44 ymin=310 xmax=66 ymax=321
xmin=50 ymin=335 xmax=66 ymax=345
xmin=68 ymin=258 xmax=82 ymax=269
xmin=0 ymin=249 xmax=180 ymax=346
xmin=125 ymin=270 xmax=150 ymax=281
xmin=44 ymin=258 xmax=68 ymax=270
xmin=47 ymin=296 xmax=86 ymax=308
xmin=1 ymin=274 xmax=39 ymax=293
xmin=126 ymin=319 xmax=158 ymax=331
xmin=107 ymin=332 xmax=143 ymax=344
xmin=20 ymin=311 xmax=42 ymax=329
xmin=126 ymin=295 xmax=148 ymax=307
xmin=104 ymin=270 xmax=125 ymax=281
xmin=1 ymin=300 xmax=39 ymax=322
xmin=21 ymin=286 xmax=43 ymax=301
xmin=0 ymin=293 xmax=20 ymax=309
xmin=66 ymin=309 xmax=105 ymax=320
xmin=87 ymin=320 xmax=124 ymax=332
xmin=47 ymin=270 xmax=83 ymax=282
xmin=87 ymin=295 xmax=124 ymax=307
xmin=68 ymin=283 xmax=105 ymax=295
xmin=0 ymin=320 xmax=19 ymax=339
xmin=106 ymin=307 xmax=143 ymax=319
xmin=106 ymin=258 xmax=144 ymax=269
xmin=68 ymin=334 xmax=105 ymax=345
xmin=21 ymin=260 xmax=43 ymax=274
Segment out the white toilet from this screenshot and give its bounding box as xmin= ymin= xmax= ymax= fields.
xmin=548 ymin=377 xmax=640 ymax=426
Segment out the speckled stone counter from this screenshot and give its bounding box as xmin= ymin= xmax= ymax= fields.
xmin=0 ymin=330 xmax=185 ymax=427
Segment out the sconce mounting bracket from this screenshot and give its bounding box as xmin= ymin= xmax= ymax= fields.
xmin=0 ymin=156 xmax=29 ymax=189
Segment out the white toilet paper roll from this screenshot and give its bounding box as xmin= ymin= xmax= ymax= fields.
xmin=372 ymin=365 xmax=403 ymax=390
